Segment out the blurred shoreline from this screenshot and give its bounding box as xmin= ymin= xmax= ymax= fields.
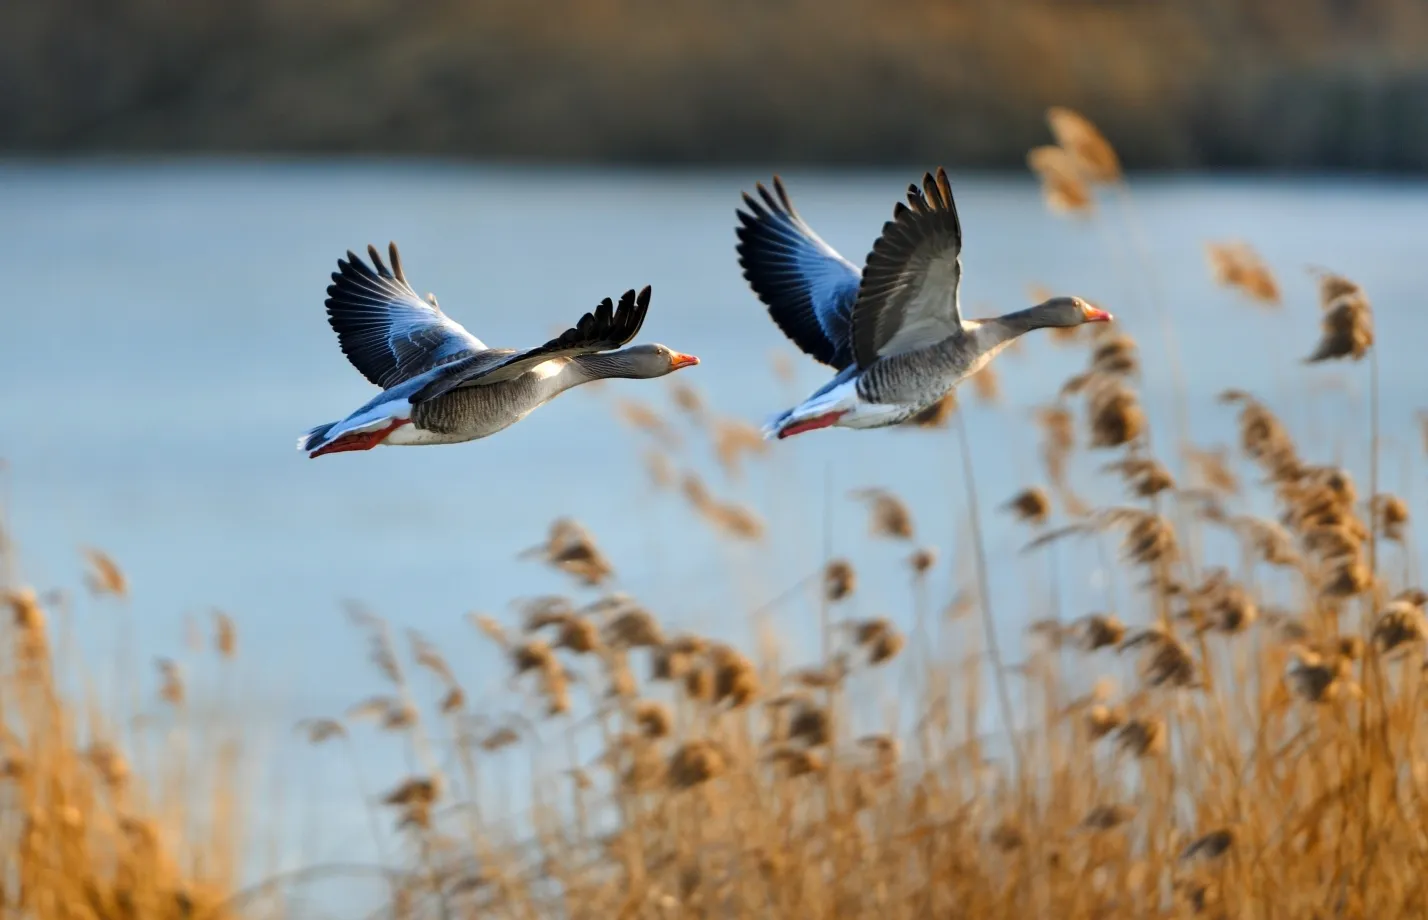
xmin=5 ymin=0 xmax=1428 ymax=172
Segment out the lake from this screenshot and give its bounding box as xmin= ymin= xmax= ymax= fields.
xmin=1 ymin=162 xmax=1425 ymax=884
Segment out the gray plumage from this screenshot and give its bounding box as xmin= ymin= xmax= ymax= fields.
xmin=300 ymin=243 xmax=699 ymax=458
xmin=738 ymin=169 xmax=1112 ymax=439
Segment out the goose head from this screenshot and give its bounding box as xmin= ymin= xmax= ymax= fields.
xmin=1032 ymin=296 xmax=1113 ymax=327
xmin=590 ymin=344 xmax=700 ymax=379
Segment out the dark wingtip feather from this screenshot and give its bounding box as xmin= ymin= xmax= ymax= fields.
xmin=773 ymin=175 xmax=796 ymax=214
xmin=388 ymin=242 xmax=406 ymax=283
xmin=366 ymin=244 xmax=389 ymax=278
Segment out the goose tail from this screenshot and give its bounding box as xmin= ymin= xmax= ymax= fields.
xmin=297 ymin=422 xmax=338 ymax=453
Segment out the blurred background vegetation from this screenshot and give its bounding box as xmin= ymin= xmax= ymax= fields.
xmin=5 ymin=0 xmax=1428 ymax=170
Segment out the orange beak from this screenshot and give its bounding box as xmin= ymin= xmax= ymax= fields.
xmin=669 ymin=352 xmax=700 ymax=370
xmin=1083 ymin=305 xmax=1113 ymax=323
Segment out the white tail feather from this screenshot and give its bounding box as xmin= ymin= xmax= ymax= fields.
xmin=298 ymin=396 xmax=412 ymax=454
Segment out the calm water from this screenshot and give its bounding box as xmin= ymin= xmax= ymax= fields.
xmin=2 ymin=162 xmax=1427 ymax=883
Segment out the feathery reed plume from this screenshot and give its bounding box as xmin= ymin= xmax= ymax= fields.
xmin=520 ymin=595 xmax=575 ymax=632
xmin=212 ymin=610 xmax=237 ymax=658
xmin=521 ymin=518 xmax=614 ymax=587
xmin=1222 ymin=393 xmax=1303 ymax=484
xmin=1286 ymin=648 xmax=1359 ymax=703
xmin=1397 ymin=588 xmax=1428 ymax=608
xmin=1046 ymin=107 xmax=1122 ymax=183
xmin=789 ymin=659 xmax=848 ymax=690
xmin=1082 ymin=804 xmax=1134 ymax=830
xmin=682 ymin=663 xmax=714 ymax=702
xmin=850 ymin=488 xmax=915 ymax=540
xmin=668 ymin=381 xmax=704 ymax=420
xmin=480 ymin=726 xmax=520 ymax=752
xmin=1318 ymin=557 xmax=1372 ymax=600
xmin=1103 ymin=456 xmax=1175 ymax=497
xmin=849 ymin=618 xmax=906 ymax=666
xmin=1086 ymin=703 xmax=1127 ymax=739
xmin=604 ymin=604 xmax=664 ymax=649
xmin=408 ymin=630 xmax=456 ymax=686
xmin=908 ymin=546 xmax=938 ymax=576
xmin=7 ymin=587 xmax=44 ymax=632
xmin=439 ymin=687 xmax=465 ymax=713
xmin=347 ymin=695 xmax=399 ymax=722
xmin=384 ymin=776 xmax=440 ymax=829
xmin=1372 ymin=494 xmax=1409 ymax=543
xmin=1306 ymin=285 xmax=1374 ymax=363
xmin=1191 ymin=571 xmax=1258 ymax=634
xmin=155 ymin=658 xmax=184 ymax=705
xmin=769 ymin=746 xmax=824 ymax=778
xmin=605 ymin=654 xmax=638 ymax=699
xmin=614 ymin=399 xmax=679 ymax=446
xmin=905 ymin=391 xmax=958 ymax=428
xmin=710 ymin=644 xmax=759 ymax=706
xmin=85 ymin=741 xmax=129 ymax=789
xmin=1185 ymin=446 xmax=1240 ymax=495
xmin=681 ymin=471 xmax=766 ymax=540
xmin=633 ymin=700 xmax=672 ymax=739
xmin=296 ymin=718 xmax=347 ymax=744
xmin=650 ymin=639 xmax=699 ymax=681
xmin=1206 ymin=242 xmax=1281 ymax=306
xmin=348 ymin=606 xmax=404 ymax=684
xmin=1091 ymin=335 xmax=1139 ymax=377
xmin=555 ymin=617 xmax=599 ymax=654
xmin=1028 ymin=146 xmax=1093 ymax=215
xmin=468 ymin=613 xmax=509 ymax=648
xmin=511 ymin=640 xmax=555 ymax=676
xmin=1101 ymin=509 xmax=1178 ymax=567
xmin=1372 ymin=600 xmax=1425 ymax=654
xmin=710 ymin=418 xmax=768 ymax=477
xmin=1003 ymin=487 xmax=1051 ymax=526
xmin=786 ymin=701 xmax=832 ymax=747
xmin=1073 ymin=614 xmax=1125 ymax=651
xmin=1182 ymin=829 xmax=1235 ymax=862
xmin=1087 ymin=381 xmax=1146 ymax=449
xmin=667 ymin=740 xmax=727 ymax=790
xmin=644 ymin=449 xmax=675 ymax=490
xmin=705 ymin=501 xmax=766 ymax=540
xmin=1132 ymin=632 xmax=1198 ymax=688
xmin=83 ymin=548 xmax=128 ymax=598
xmin=1115 ymin=718 xmax=1166 ymax=758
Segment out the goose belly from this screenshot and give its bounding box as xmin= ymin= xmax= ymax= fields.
xmin=775 ymin=376 xmax=918 ymax=433
xmin=399 ymin=376 xmax=549 ymax=444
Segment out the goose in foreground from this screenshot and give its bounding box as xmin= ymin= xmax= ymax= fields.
xmin=736 ymin=168 xmax=1112 ymax=439
xmin=298 ymin=243 xmax=699 ymax=458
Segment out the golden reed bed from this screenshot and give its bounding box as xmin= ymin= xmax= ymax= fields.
xmin=0 ymin=112 xmax=1417 ymax=919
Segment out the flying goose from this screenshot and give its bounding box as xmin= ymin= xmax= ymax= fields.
xmin=298 ymin=243 xmax=699 ymax=458
xmin=736 ymin=168 xmax=1111 ymax=439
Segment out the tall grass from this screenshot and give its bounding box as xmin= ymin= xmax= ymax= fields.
xmin=3 ymin=115 xmax=1423 ymax=918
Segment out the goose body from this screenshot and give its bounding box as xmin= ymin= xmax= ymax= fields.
xmin=299 ymin=244 xmax=698 ymax=459
xmin=737 ymin=169 xmax=1112 ymax=439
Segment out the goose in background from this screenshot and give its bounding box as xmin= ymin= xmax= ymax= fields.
xmin=299 ymin=243 xmax=699 ymax=458
xmin=736 ymin=168 xmax=1111 ymax=439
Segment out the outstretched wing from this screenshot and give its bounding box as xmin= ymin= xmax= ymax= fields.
xmin=736 ymin=176 xmax=861 ymax=370
xmin=410 ymin=286 xmax=652 ymax=404
xmin=324 ymin=242 xmax=487 ymax=389
xmin=849 ymin=168 xmax=965 ymax=368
